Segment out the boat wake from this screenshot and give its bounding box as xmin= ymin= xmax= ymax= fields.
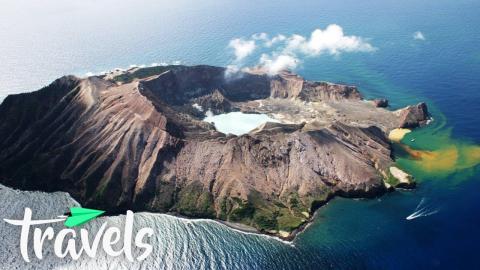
xmin=406 ymin=198 xmax=440 ymax=220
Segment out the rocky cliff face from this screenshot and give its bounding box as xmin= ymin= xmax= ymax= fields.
xmin=0 ymin=65 xmax=428 ymax=238
xmin=396 ymin=102 xmax=430 ymax=128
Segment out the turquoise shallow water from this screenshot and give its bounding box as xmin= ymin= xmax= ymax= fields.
xmin=1 ymin=0 xmax=479 ymax=269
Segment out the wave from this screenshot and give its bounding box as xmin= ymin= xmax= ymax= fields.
xmin=134 ymin=211 xmax=296 ymax=247
xmin=406 ymin=197 xmax=440 ymax=220
xmin=0 ymin=184 xmax=299 ymax=269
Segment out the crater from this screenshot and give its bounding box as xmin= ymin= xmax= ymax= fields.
xmin=203 ymin=111 xmax=279 ymax=135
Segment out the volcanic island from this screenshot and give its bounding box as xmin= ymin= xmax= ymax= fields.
xmin=0 ymin=65 xmax=429 ymax=239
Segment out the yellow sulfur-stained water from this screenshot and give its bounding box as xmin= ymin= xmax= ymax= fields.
xmin=462 ymin=146 xmax=480 ymax=170
xmin=402 ymin=145 xmax=460 ymax=173
xmin=394 ymin=125 xmax=480 ymax=178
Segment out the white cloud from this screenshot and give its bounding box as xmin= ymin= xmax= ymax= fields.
xmin=284 ymin=24 xmax=375 ymax=55
xmin=413 ymin=31 xmax=425 ymax=41
xmin=266 ymin=34 xmax=287 ymax=47
xmin=252 ymin=33 xmax=287 ymax=47
xmin=252 ymin=32 xmax=269 ymax=41
xmin=227 ymin=24 xmax=375 ymax=76
xmin=228 ymin=38 xmax=256 ymax=61
xmin=224 ymin=64 xmax=241 ymax=79
xmin=297 ymin=24 xmax=375 ymax=55
xmin=259 ymin=54 xmax=299 ymax=75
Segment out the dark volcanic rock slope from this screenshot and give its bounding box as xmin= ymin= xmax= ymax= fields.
xmin=0 ymin=65 xmax=428 ymax=237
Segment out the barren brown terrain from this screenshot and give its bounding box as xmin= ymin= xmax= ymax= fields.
xmin=0 ymin=65 xmax=429 ymax=239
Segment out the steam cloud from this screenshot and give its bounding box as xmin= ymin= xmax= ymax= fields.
xmin=227 ymin=24 xmax=376 ymax=75
xmin=228 ymin=38 xmax=256 ymax=61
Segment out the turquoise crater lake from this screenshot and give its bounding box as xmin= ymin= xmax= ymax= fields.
xmin=204 ymin=112 xmax=279 ymax=135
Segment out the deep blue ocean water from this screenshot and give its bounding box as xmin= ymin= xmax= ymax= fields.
xmin=1 ymin=0 xmax=479 ymax=269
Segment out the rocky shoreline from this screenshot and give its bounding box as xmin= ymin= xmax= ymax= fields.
xmin=0 ymin=65 xmax=429 ymax=239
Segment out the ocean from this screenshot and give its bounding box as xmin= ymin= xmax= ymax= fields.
xmin=0 ymin=0 xmax=479 ymax=269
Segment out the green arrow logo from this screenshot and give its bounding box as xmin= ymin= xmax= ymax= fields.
xmin=64 ymin=207 xmax=105 ymax=227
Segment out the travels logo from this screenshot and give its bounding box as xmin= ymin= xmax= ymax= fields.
xmin=63 ymin=207 xmax=105 ymax=227
xmin=3 ymin=207 xmax=154 ymax=262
